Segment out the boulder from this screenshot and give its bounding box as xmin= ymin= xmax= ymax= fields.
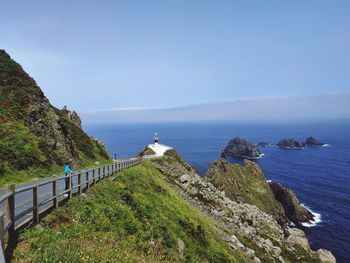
xmin=287 ymin=228 xmax=310 ymax=251
xmin=223 ymin=137 xmax=262 ymax=159
xmin=316 ymin=248 xmax=336 ymax=263
xmin=277 ymin=138 xmax=305 ymax=149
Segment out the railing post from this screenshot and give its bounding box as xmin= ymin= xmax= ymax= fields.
xmin=52 ymin=175 xmax=58 ymax=208
xmin=107 ymin=165 xmax=110 ymax=177
xmin=86 ymin=170 xmax=89 ymax=189
xmin=0 ymin=213 xmax=5 ymax=255
xmin=92 ymin=169 xmax=95 ymax=185
xmin=32 ymin=179 xmax=39 ymax=224
xmin=78 ymin=172 xmax=82 ymax=195
xmin=68 ymin=174 xmax=72 ymax=198
xmin=103 ymin=167 xmax=105 ymax=179
xmin=5 ymin=184 xmax=15 ymax=244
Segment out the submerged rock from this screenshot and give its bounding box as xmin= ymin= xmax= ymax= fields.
xmin=257 ymin=141 xmax=270 ymax=147
xmin=269 ymin=182 xmax=314 ymax=224
xmin=305 ymin=137 xmax=325 ymax=147
xmin=277 ymin=138 xmax=305 ymax=149
xmin=223 ymin=137 xmax=262 ymax=159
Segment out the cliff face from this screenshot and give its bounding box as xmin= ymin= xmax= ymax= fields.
xmin=151 ymin=150 xmax=336 ymax=263
xmin=269 ymin=182 xmax=315 ymax=223
xmin=204 ymin=159 xmax=285 ymax=220
xmin=0 ymin=50 xmax=110 ymax=180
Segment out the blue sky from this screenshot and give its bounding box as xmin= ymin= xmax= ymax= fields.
xmin=1 ymin=0 xmax=349 ymax=120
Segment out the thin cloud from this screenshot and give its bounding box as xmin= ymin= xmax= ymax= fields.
xmin=80 ymin=93 xmax=350 ymax=124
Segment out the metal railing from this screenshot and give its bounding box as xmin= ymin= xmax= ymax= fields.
xmin=0 ymin=157 xmax=142 ymax=256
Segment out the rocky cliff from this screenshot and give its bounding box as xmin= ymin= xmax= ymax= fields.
xmin=0 ymin=50 xmax=110 ymax=182
xmin=151 ymin=149 xmax=336 ymax=263
xmin=269 ymin=182 xmax=315 ymax=224
xmin=204 ymin=159 xmax=285 ymax=221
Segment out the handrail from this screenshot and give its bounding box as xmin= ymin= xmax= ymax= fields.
xmin=0 ymin=157 xmax=143 ymax=255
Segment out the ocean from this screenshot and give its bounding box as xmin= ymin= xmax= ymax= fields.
xmin=85 ymin=121 xmax=350 ymax=262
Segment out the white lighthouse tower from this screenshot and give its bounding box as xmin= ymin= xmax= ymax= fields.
xmin=154 ymin=132 xmax=159 ymax=145
xmin=146 ymin=132 xmax=172 ymax=157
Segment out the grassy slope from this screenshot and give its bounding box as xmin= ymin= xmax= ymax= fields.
xmin=14 ymin=162 xmax=248 ymax=263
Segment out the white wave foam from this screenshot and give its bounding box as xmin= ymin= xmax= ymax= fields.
xmin=300 ymin=204 xmax=322 ymax=227
xmin=266 ymin=179 xmax=272 ymax=183
xmin=322 ymin=144 xmax=331 ymax=147
xmin=257 ymin=153 xmax=265 ymax=159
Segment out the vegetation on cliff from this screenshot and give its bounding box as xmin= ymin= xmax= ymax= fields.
xmin=0 ymin=50 xmax=111 ymax=186
xmin=204 ymin=159 xmax=285 ymax=220
xmin=14 ymin=150 xmax=333 ymax=262
xmin=14 ymin=162 xmax=247 ymax=263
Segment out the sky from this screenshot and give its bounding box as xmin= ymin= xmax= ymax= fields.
xmin=1 ymin=0 xmax=349 ymax=122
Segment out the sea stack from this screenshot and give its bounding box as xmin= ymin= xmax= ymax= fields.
xmin=222 ymin=137 xmax=262 ymax=159
xmin=277 ymin=138 xmax=305 ymax=149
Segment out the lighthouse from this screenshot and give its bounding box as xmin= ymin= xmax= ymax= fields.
xmin=154 ymin=132 xmax=159 ymax=145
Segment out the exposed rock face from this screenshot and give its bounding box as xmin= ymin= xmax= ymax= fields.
xmin=61 ymin=106 xmax=82 ymax=128
xmin=0 ymin=50 xmax=110 ymax=176
xmin=305 ymin=137 xmax=325 ymax=147
xmin=269 ymin=182 xmax=314 ymax=223
xmin=151 ymin=149 xmax=335 ymax=263
xmin=137 ymin=146 xmax=156 ymax=158
xmin=223 ymin=137 xmax=262 ymax=159
xmin=316 ymin=249 xmax=337 ymax=263
xmin=277 ymin=138 xmax=305 ymax=149
xmin=204 ymin=159 xmax=286 ymax=221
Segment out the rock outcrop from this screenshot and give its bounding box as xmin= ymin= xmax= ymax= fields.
xmin=269 ymin=182 xmax=314 ymax=224
xmin=305 ymin=137 xmax=325 ymax=147
xmin=61 ymin=106 xmax=82 ymax=128
xmin=222 ymin=137 xmax=262 ymax=159
xmin=277 ymin=138 xmax=305 ymax=149
xmin=137 ymin=146 xmax=156 ymax=158
xmin=151 ymin=149 xmax=335 ymax=262
xmin=0 ymin=50 xmax=110 ymax=177
xmin=204 ymin=159 xmax=286 ymax=221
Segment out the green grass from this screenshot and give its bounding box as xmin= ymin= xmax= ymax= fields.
xmin=0 ymin=118 xmax=111 ymax=187
xmin=14 ymin=162 xmax=248 ymax=263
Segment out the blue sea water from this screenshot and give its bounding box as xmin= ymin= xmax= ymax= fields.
xmin=85 ymin=121 xmax=350 ymax=262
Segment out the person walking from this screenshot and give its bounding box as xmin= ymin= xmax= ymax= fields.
xmin=64 ymin=159 xmax=73 ymax=197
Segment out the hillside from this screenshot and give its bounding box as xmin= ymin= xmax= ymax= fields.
xmin=204 ymin=159 xmax=285 ymax=220
xmin=0 ymin=50 xmax=111 ymax=186
xmin=14 ymin=162 xmax=247 ymax=263
xmin=14 ymin=150 xmax=335 ymax=262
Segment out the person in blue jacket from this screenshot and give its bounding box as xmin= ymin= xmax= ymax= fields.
xmin=64 ymin=159 xmax=73 ymax=191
